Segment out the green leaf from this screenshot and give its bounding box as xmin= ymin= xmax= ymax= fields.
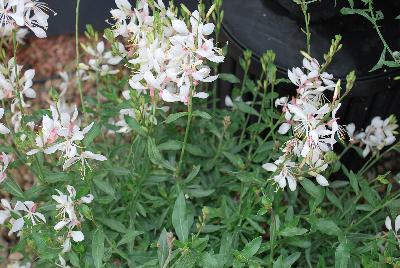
xmin=83 ymin=122 xmax=101 ymax=147
xmin=359 ymin=178 xmax=380 ymax=207
xmin=284 ymin=252 xmax=301 ymax=268
xmin=157 ymin=229 xmax=170 ymax=268
xmin=94 ymin=178 xmax=116 ymax=198
xmin=158 ymin=140 xmax=182 ymax=151
xmin=172 ymin=192 xmax=189 ymax=241
xmin=147 ymin=138 xmax=176 ymax=171
xmin=326 ymin=190 xmax=343 ymax=211
xmin=43 ymin=172 xmax=72 ymax=183
xmin=165 ymin=112 xmax=187 ymax=124
xmin=124 ymin=116 xmax=148 ymax=136
xmin=3 ymin=178 xmax=25 ymax=199
xmin=241 ymin=236 xmax=261 ymax=259
xmin=97 ymin=218 xmax=127 ymax=233
xmin=314 ymin=218 xmax=342 ymax=236
xmin=117 ymin=230 xmax=143 ymax=247
xmin=192 ymin=110 xmax=212 ymax=120
xmin=236 ymin=102 xmax=259 ymax=116
xmin=279 ymin=227 xmax=308 ymax=237
xmin=185 ymin=165 xmax=200 ymax=183
xmin=92 ymin=229 xmax=105 ymax=268
xmin=335 ymin=240 xmax=350 ymax=268
xmin=223 ymin=152 xmax=245 ymax=169
xmin=219 ymin=73 xmax=240 ymax=84
xmin=300 ymin=178 xmax=325 ymax=200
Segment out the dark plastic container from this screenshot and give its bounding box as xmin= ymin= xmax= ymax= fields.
xmin=218 ymin=0 xmax=400 ymax=128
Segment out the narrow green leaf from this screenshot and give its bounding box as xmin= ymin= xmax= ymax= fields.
xmin=172 ymin=192 xmax=189 ymax=241
xmin=3 ymin=178 xmax=25 ymax=199
xmin=117 ymin=230 xmax=143 ymax=246
xmin=147 ymin=138 xmax=176 ymax=171
xmin=157 ymin=229 xmax=169 ymax=268
xmin=165 ymin=112 xmax=188 ymax=124
xmin=92 ymin=229 xmax=105 ymax=268
xmin=124 ymin=116 xmax=148 ymax=136
xmin=315 ymin=218 xmax=342 ymax=236
xmin=279 ymin=227 xmax=308 ymax=237
xmin=335 ymin=240 xmax=350 ymax=268
xmin=83 ymin=122 xmax=101 ymax=147
xmin=241 ymin=236 xmax=261 ymax=259
xmin=219 ymin=73 xmax=240 ymax=83
xmin=192 ymin=110 xmax=212 ymax=120
xmin=94 ymin=178 xmax=116 ymax=198
xmin=97 ymin=218 xmax=127 ymax=233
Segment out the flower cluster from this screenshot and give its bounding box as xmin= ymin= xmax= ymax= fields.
xmin=110 ymin=0 xmax=224 ymax=105
xmin=52 ymin=185 xmax=93 ymax=253
xmin=263 ymin=56 xmax=342 ymax=191
xmin=0 ymin=199 xmax=46 ymax=235
xmin=0 ymin=57 xmax=36 ymax=103
xmin=347 ymin=115 xmax=398 ymax=157
xmin=79 ymin=40 xmax=127 ymax=78
xmin=0 ymin=0 xmax=55 ymax=38
xmin=26 ymin=101 xmax=107 ymax=172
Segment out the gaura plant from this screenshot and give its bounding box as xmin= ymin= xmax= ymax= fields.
xmin=0 ymin=0 xmax=399 ymax=267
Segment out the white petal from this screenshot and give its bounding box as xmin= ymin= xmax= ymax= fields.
xmin=287 ymin=176 xmax=297 ymax=191
xmin=278 ymin=123 xmax=291 ymax=135
xmin=54 ymin=220 xmax=68 ymax=231
xmin=316 ymin=174 xmax=329 ymax=186
xmin=193 ymin=92 xmax=209 ymax=99
xmin=385 ymin=216 xmax=392 ymax=230
xmin=202 ymin=23 xmax=215 ymax=35
xmin=0 ymin=124 xmax=10 ymax=135
xmin=262 ymin=163 xmax=277 ymax=172
xmin=395 ymin=215 xmax=400 ymax=232
xmin=10 ymin=217 xmax=25 ymax=233
xmin=71 ymin=231 xmax=84 ymax=242
xmin=172 ymin=20 xmax=189 ymax=34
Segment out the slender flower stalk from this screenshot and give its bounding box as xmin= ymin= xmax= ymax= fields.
xmin=176 ymin=83 xmax=194 ymax=178
xmin=75 ymin=0 xmax=85 ymax=114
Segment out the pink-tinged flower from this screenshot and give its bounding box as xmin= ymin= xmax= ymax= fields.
xmin=0 ymin=200 xmax=46 ymax=235
xmin=0 ymin=199 xmax=12 ymax=224
xmin=53 ymin=185 xmax=93 ymax=253
xmin=0 ymin=108 xmax=10 ymax=135
xmin=0 ymin=153 xmax=10 ymax=183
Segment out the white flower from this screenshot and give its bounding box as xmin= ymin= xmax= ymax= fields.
xmin=0 ymin=200 xmax=46 ymax=234
xmin=63 ymin=151 xmax=107 ymax=170
xmin=53 ymin=185 xmax=93 ymax=252
xmin=81 ymin=41 xmax=126 ymax=77
xmin=263 ymin=157 xmax=297 ymax=191
xmin=350 ymin=116 xmax=398 ymax=158
xmin=0 ymin=0 xmax=25 ymax=27
xmin=56 ymin=255 xmax=70 ymax=268
xmin=0 ymin=107 xmax=10 ymax=134
xmin=0 ymin=153 xmax=10 ymax=183
xmin=385 ymin=215 xmax=400 ymax=233
xmin=0 ymin=198 xmax=12 ymax=224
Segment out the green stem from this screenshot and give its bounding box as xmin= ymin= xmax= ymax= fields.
xmin=300 ymin=1 xmax=311 ymax=55
xmin=176 ymin=85 xmax=194 ymax=178
xmin=75 ymin=0 xmax=86 ymax=114
xmin=238 ymin=72 xmax=265 ymax=146
xmin=12 ymin=31 xmax=25 ymax=119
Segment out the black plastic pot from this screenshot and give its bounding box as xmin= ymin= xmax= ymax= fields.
xmin=43 ymin=0 xmax=198 ymax=35
xmin=218 ymin=0 xmax=400 ymax=128
xmin=274 ymin=0 xmax=346 ymax=22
